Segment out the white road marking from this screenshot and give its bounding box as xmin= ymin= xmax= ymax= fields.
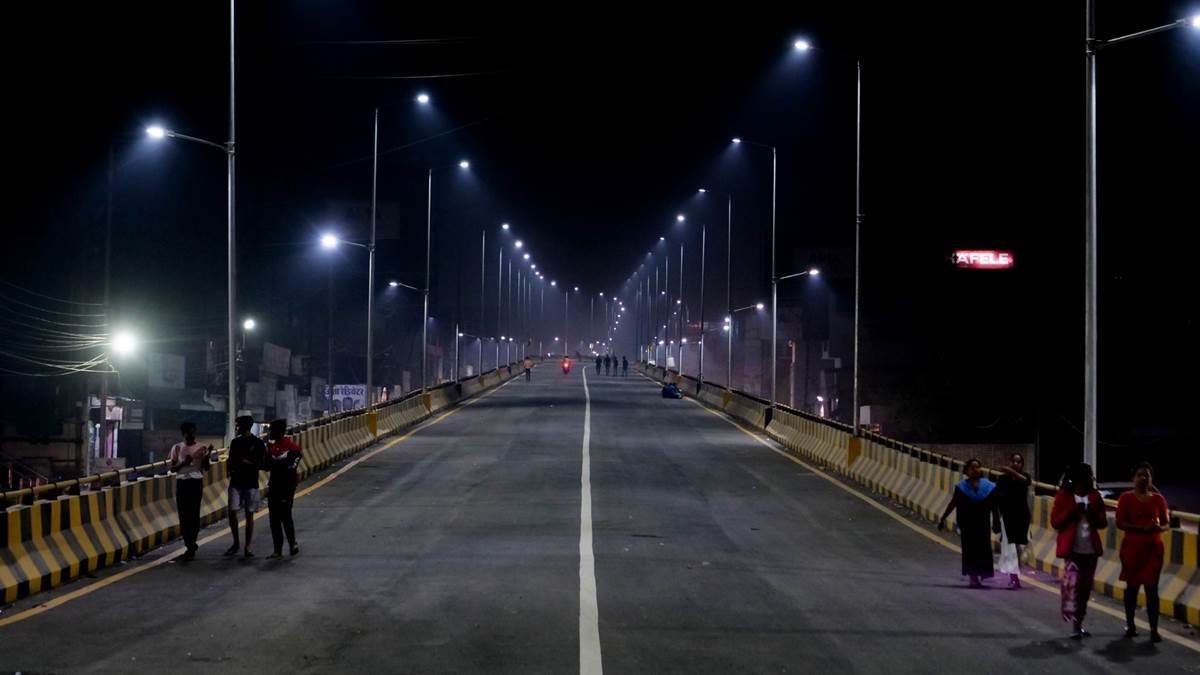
xmin=579 ymin=367 xmax=603 ymax=674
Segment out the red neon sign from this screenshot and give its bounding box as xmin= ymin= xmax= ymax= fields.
xmin=953 ymin=250 xmax=1014 ymax=269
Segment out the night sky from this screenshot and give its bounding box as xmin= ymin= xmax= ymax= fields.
xmin=3 ymin=2 xmax=1197 ymax=482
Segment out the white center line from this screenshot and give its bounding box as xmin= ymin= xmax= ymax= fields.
xmin=579 ymin=367 xmax=603 ymax=674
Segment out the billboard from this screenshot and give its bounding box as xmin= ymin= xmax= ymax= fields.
xmin=261 ymin=342 xmax=291 ymax=377
xmin=953 ymin=250 xmax=1014 ymax=269
xmin=326 ymin=384 xmax=367 ymax=413
xmin=148 ymin=353 xmax=186 ymax=389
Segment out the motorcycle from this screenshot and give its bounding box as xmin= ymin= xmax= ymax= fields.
xmin=561 ymin=358 xmax=572 ymax=375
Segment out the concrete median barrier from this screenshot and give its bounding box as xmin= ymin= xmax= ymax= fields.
xmin=1 ymin=490 xmax=130 ymax=603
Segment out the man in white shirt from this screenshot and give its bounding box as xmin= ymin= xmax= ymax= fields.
xmin=168 ymin=421 xmax=211 ymax=561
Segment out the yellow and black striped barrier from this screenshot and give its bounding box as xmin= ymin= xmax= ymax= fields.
xmin=2 ymin=364 xmax=523 ymax=604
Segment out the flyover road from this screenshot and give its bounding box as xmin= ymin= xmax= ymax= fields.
xmin=1 ymin=363 xmax=1197 ymax=672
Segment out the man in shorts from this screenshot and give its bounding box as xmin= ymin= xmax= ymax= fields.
xmin=225 ymin=415 xmax=266 ymax=559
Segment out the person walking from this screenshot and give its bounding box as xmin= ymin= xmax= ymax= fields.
xmin=224 ymin=415 xmax=266 ymax=559
xmin=938 ymin=458 xmax=999 ymax=588
xmin=1117 ymin=461 xmax=1170 ymax=642
xmin=595 ymin=355 xmax=602 ymax=375
xmin=523 ymin=355 xmax=533 ymax=382
xmin=168 ymin=421 xmax=211 ymax=561
xmin=1051 ymin=462 xmax=1107 ymax=639
xmin=622 ymin=356 xmax=629 ymax=377
xmin=995 ymin=452 xmax=1032 ymax=589
xmin=265 ymin=419 xmax=303 ymax=559
xmin=604 ymin=354 xmax=612 ymax=376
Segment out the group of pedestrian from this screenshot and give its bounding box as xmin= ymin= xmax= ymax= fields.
xmin=169 ymin=415 xmax=303 ymax=563
xmin=594 ymin=354 xmax=628 ymax=377
xmin=939 ymin=454 xmax=1170 ymax=642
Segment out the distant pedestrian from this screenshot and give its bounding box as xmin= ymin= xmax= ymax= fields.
xmin=168 ymin=421 xmax=212 ymax=561
xmin=1117 ymin=461 xmax=1170 ymax=642
xmin=595 ymin=355 xmax=602 ymax=375
xmin=995 ymin=452 xmax=1032 ymax=589
xmin=604 ymin=354 xmax=611 ymax=376
xmin=523 ymin=356 xmax=533 ymax=382
xmin=265 ymin=419 xmax=303 ymax=559
xmin=938 ymin=459 xmax=999 ymax=588
xmin=225 ymin=415 xmax=266 ymax=559
xmin=1051 ymin=462 xmax=1107 ymax=639
xmin=622 ymin=356 xmax=629 ymax=377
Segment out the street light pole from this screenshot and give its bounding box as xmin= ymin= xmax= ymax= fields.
xmin=422 ymin=168 xmax=432 ymax=393
xmin=698 ymin=224 xmax=706 ymax=385
xmin=1084 ymin=4 xmax=1098 ymax=467
xmin=726 ymin=195 xmax=732 ymax=391
xmin=475 ymin=229 xmax=480 ymax=374
xmin=769 ymin=146 xmax=777 ymax=411
xmin=678 ymin=241 xmax=684 ymax=372
xmin=367 ymin=107 xmax=378 ymax=406
xmin=497 ymin=248 xmax=503 ymax=368
xmin=225 ymin=0 xmax=237 ymax=443
xmin=851 ymin=59 xmax=863 ymax=434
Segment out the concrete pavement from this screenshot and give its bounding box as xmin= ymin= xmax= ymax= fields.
xmin=0 ymin=363 xmax=1196 ymax=672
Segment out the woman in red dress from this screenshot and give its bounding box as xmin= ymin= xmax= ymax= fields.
xmin=1117 ymin=461 xmax=1170 ymax=643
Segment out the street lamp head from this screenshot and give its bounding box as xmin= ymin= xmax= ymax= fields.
xmin=659 ymin=236 xmax=665 ymax=242
xmin=111 ymin=331 xmax=138 ymax=357
xmin=501 ymin=222 xmax=510 ymax=230
xmin=458 ymin=160 xmax=470 ymax=169
xmin=731 ymin=137 xmax=742 ymax=144
xmin=809 ymin=268 xmax=820 ymax=276
xmin=416 ymin=92 xmax=431 ymax=104
xmin=658 ymin=340 xmax=665 ymax=345
xmin=681 ymin=338 xmax=688 ymax=344
xmin=242 ymin=318 xmax=256 ymax=331
xmin=388 ymin=280 xmax=399 ymax=288
xmin=145 ymin=125 xmax=167 ymax=139
xmin=523 ymin=253 xmax=530 ymax=260
xmin=755 ymin=302 xmax=765 ymax=310
xmin=320 ymin=233 xmax=338 ymax=249
xmin=793 ymin=39 xmax=811 ymax=51
xmin=500 ymin=335 xmax=506 ymax=340
xmin=551 ymin=280 xmax=557 ymax=286
xmin=458 ymin=332 xmax=464 ymax=337
xmin=676 ymin=214 xmax=685 ymax=222
xmin=515 ymin=240 xmax=523 ymax=249
xmin=697 ymin=188 xmax=707 ymax=193
xmin=573 ymin=286 xmax=579 ymax=292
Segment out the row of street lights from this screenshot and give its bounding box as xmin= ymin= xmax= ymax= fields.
xmin=623 ymin=11 xmax=1198 ymax=455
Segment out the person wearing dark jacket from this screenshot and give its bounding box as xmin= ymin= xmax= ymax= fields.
xmin=1051 ymin=463 xmax=1107 ymax=639
xmin=938 ymin=459 xmax=1000 ymax=588
xmin=995 ymin=452 xmax=1032 ymax=589
xmin=265 ymin=419 xmax=303 ymax=559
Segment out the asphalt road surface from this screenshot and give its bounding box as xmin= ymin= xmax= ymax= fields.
xmin=1 ymin=363 xmax=1196 ymax=673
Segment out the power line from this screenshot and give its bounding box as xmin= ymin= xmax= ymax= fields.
xmin=0 ymin=278 xmax=104 ymax=307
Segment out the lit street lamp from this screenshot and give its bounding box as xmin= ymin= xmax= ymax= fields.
xmin=1075 ymin=6 xmax=1199 ymax=471
xmin=422 ymin=160 xmax=472 ymax=393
